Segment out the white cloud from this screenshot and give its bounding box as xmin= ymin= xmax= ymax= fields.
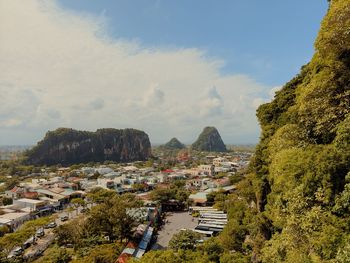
xmin=200 ymin=86 xmax=223 ymax=117
xmin=269 ymin=86 xmax=282 ymax=99
xmin=143 ymin=85 xmax=165 ymax=107
xmin=0 ymin=0 xmax=273 ymax=145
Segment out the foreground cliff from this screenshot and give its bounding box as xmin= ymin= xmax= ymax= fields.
xmin=243 ymin=0 xmax=350 ymax=261
xmin=25 ymin=128 xmax=151 ymax=165
xmin=191 ymin=126 xmax=226 ymax=152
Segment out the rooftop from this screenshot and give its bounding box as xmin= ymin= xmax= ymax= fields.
xmin=16 ymin=198 xmax=45 ymax=204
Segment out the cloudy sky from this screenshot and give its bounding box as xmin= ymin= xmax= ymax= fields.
xmin=0 ymin=0 xmax=327 ymax=145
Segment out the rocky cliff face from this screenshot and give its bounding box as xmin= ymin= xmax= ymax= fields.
xmin=162 ymin=138 xmax=185 ymax=150
xmin=191 ymin=127 xmax=226 ymax=152
xmin=25 ymin=128 xmax=151 ymax=165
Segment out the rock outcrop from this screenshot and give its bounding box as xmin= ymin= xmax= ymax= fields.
xmin=191 ymin=127 xmax=226 ymax=152
xmin=162 ymin=138 xmax=185 ymax=150
xmin=25 ymin=128 xmax=151 ymax=165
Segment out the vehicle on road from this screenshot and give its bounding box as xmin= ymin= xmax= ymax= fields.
xmin=36 ymin=228 xmax=45 ymax=238
xmin=23 ymin=236 xmax=36 ymax=249
xmin=7 ymin=246 xmax=24 ymax=259
xmin=45 ymin=222 xmax=57 ymax=228
xmin=60 ymin=215 xmax=69 ymax=221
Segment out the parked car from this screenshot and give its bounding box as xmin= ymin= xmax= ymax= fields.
xmin=23 ymin=236 xmax=35 ymax=249
xmin=60 ymin=215 xmax=68 ymax=222
xmin=7 ymin=247 xmax=24 ymax=258
xmin=36 ymin=228 xmax=45 ymax=238
xmin=45 ymin=222 xmax=57 ymax=228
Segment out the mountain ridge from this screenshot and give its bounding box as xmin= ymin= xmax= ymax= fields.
xmin=25 ymin=128 xmax=152 ymax=165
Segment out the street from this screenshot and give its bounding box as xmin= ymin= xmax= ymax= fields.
xmin=23 ymin=206 xmax=86 ymax=260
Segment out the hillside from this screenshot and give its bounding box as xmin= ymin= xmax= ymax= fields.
xmin=246 ymin=0 xmax=350 ymax=261
xmin=191 ymin=127 xmax=227 ymax=152
xmin=162 ymin=138 xmax=185 ymax=150
xmin=25 ymin=128 xmax=152 ymax=165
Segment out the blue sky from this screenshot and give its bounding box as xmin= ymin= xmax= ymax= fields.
xmin=58 ymin=0 xmax=328 ymax=86
xmin=0 ymin=0 xmax=328 ymax=145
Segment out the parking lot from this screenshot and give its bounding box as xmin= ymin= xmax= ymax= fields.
xmin=151 ymin=211 xmax=198 ymax=249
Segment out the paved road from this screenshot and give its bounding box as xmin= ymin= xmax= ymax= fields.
xmin=152 ymin=211 xmax=198 ymax=250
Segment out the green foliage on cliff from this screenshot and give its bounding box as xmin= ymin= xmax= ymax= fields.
xmin=243 ymin=0 xmax=350 ymax=261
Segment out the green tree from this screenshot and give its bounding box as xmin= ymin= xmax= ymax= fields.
xmin=168 ymin=230 xmax=201 ymax=251
xmin=86 ymin=193 xmax=141 ymax=242
xmin=34 ymin=246 xmax=71 ymax=263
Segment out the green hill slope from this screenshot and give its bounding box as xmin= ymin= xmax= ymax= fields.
xmin=246 ymin=0 xmax=350 ymax=261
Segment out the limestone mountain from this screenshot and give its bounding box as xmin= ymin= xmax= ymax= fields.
xmin=191 ymin=127 xmax=226 ymax=152
xmin=25 ymin=128 xmax=151 ymax=165
xmin=162 ymin=138 xmax=185 ymax=150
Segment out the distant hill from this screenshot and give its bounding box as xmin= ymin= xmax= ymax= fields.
xmin=25 ymin=128 xmax=151 ymax=165
xmin=191 ymin=127 xmax=226 ymax=152
xmin=162 ymin=138 xmax=185 ymax=150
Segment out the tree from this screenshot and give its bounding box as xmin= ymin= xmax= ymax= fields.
xmin=150 ymin=188 xmax=175 ymax=203
xmin=86 ymin=194 xmax=141 ymax=242
xmin=84 ymin=244 xmax=121 ymax=263
xmin=34 ymin=246 xmax=71 ymax=263
xmin=132 ymin=183 xmax=148 ymax=192
xmin=1 ymin=197 xmax=13 ymax=206
xmin=201 ymin=238 xmax=224 ymax=262
xmin=168 ymin=230 xmax=201 ymax=251
xmin=87 ymin=188 xmax=116 ymax=204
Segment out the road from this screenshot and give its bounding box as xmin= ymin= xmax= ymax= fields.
xmin=23 ymin=206 xmax=87 ymax=260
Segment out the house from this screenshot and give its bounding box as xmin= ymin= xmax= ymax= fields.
xmin=95 ymin=167 xmax=114 ymax=175
xmin=97 ymin=178 xmax=115 ymax=189
xmin=183 ymin=168 xmax=201 ymax=177
xmin=0 ymin=212 xmax=31 ymax=230
xmin=117 ymin=242 xmax=138 ymax=263
xmin=5 ymin=187 xmax=25 ymax=199
xmin=36 ymin=188 xmax=69 ymax=207
xmin=189 ymin=192 xmax=208 ymax=206
xmin=214 ymin=178 xmax=231 ymax=188
xmin=13 ymin=198 xmax=47 ymax=212
xmin=213 ymin=157 xmax=228 ymax=166
xmin=186 ymin=179 xmax=202 ymax=189
xmin=198 ymin=165 xmax=215 ymax=176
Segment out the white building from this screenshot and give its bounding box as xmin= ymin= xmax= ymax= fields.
xmin=13 ymin=198 xmax=47 ymax=211
xmin=198 ymin=165 xmax=215 ymax=176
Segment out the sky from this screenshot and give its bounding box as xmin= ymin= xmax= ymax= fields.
xmin=0 ymin=0 xmax=328 ymax=145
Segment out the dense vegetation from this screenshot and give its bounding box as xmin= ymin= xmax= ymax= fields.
xmin=139 ymin=1 xmax=350 ymax=262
